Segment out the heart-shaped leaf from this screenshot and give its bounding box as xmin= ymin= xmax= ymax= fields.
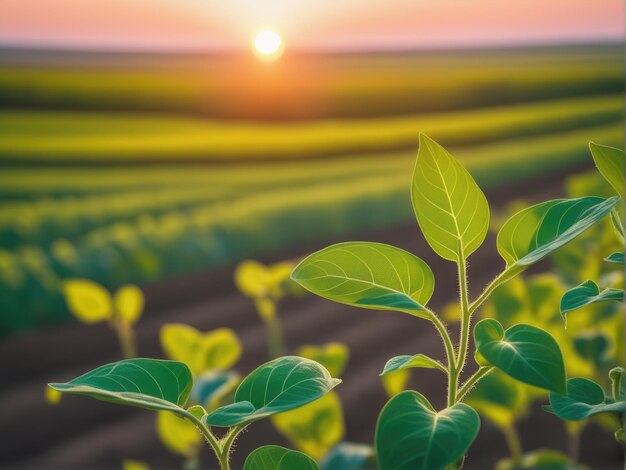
xmin=375 ymin=390 xmax=480 ymax=470
xmin=298 ymin=343 xmax=349 ymax=378
xmin=411 ymin=134 xmax=489 ymax=262
xmin=560 ymin=280 xmax=624 ymax=317
xmin=205 ymin=356 xmax=340 ymax=427
xmin=474 ymin=319 xmax=566 ymax=394
xmin=380 ymin=354 xmax=446 ymax=376
xmin=589 ymin=142 xmax=624 ymax=197
xmin=320 ymin=442 xmax=376 ymax=470
xmin=272 ymin=391 xmax=344 ymax=460
xmin=497 ymin=197 xmax=619 ymax=271
xmin=244 ymin=445 xmax=319 ymax=470
xmin=549 ymin=377 xmax=626 ymax=421
xmin=605 ymin=252 xmax=625 ymax=265
xmin=49 ymin=359 xmax=193 ymax=414
xmin=291 ymin=242 xmax=434 ymax=317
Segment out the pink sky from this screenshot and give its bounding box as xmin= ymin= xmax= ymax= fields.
xmin=0 ymin=0 xmax=623 ymax=51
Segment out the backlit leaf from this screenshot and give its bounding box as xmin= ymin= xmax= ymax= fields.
xmin=292 ymin=242 xmax=434 ymax=317
xmin=114 ymin=285 xmax=144 ymax=324
xmin=549 ymin=377 xmax=626 ymax=421
xmin=298 ymin=343 xmax=349 ymax=378
xmin=156 ymin=410 xmax=200 ymax=457
xmin=380 ymin=354 xmax=446 ymax=376
xmin=560 ymin=280 xmax=623 ymax=317
xmin=474 ymin=319 xmax=566 ymax=394
xmin=497 ymin=197 xmax=618 ymax=270
xmin=411 ymin=134 xmax=489 ymax=262
xmin=272 ymin=391 xmax=344 ymax=461
xmin=205 ymin=356 xmax=340 ymax=427
xmin=376 ymin=390 xmax=480 ymax=470
xmin=589 ymin=142 xmax=624 ymax=197
xmin=244 ymin=445 xmax=319 ymax=470
xmin=63 ymin=279 xmax=112 ymax=323
xmin=49 ymin=359 xmax=193 ymax=415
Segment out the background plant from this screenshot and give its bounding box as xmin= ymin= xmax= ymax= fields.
xmin=292 ymin=134 xmax=618 ymax=469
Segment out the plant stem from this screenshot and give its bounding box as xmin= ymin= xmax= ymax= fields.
xmin=217 ymin=425 xmax=246 ymax=470
xmin=610 ymin=208 xmax=626 ymax=244
xmin=263 ymin=314 xmax=285 ymax=359
xmin=468 ymin=267 xmax=516 ymax=316
xmin=182 ymin=411 xmax=222 ymax=466
xmin=110 ymin=318 xmax=137 ymax=359
xmin=502 ymin=424 xmax=523 ymax=463
xmin=424 ymin=310 xmax=457 ymax=406
xmin=456 ymin=366 xmax=493 ymax=402
xmin=455 ymin=257 xmax=470 ymax=372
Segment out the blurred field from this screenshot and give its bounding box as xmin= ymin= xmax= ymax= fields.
xmin=0 ymin=44 xmax=623 ymax=335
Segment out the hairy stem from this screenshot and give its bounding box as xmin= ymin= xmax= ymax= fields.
xmin=468 ymin=267 xmax=517 ymax=316
xmin=456 ymin=366 xmax=493 ymax=402
xmin=424 ymin=309 xmax=457 ymax=406
xmin=218 ymin=425 xmax=246 ymax=470
xmin=183 ymin=411 xmax=222 ymax=467
xmin=456 ymin=257 xmax=470 ymax=372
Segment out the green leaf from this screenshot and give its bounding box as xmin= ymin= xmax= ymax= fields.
xmin=609 ymin=367 xmax=625 ymax=401
xmin=497 ymin=197 xmax=619 ymax=270
xmin=375 ymin=390 xmax=480 ymax=470
xmin=411 ymin=134 xmax=489 ymax=262
xmin=272 ymin=391 xmax=344 ymax=461
xmin=205 ymin=356 xmax=341 ymax=427
xmin=244 ymin=445 xmax=319 ymax=470
xmin=320 ymin=442 xmax=376 ymax=470
xmin=573 ymin=331 xmax=610 ymax=365
xmin=380 ymin=354 xmax=446 ymax=376
xmin=560 ymin=280 xmax=624 ymax=317
xmin=604 ymin=252 xmax=625 ymax=265
xmin=298 ymin=342 xmax=349 ymax=378
xmin=496 ymin=449 xmax=579 ymax=470
xmin=589 ymin=142 xmax=624 ymax=197
xmin=474 ymin=319 xmax=566 ymax=394
xmin=291 ymin=242 xmax=434 ymax=317
xmin=548 ymin=377 xmax=626 ymax=421
xmin=49 ymin=359 xmax=193 ymax=415
xmin=466 ymin=370 xmax=530 ymax=429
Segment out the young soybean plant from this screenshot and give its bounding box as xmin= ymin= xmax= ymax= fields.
xmin=292 ymin=134 xmax=619 ymax=470
xmin=49 ymin=356 xmax=340 ymax=470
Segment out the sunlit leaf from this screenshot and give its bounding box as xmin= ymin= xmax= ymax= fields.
xmin=292 ymin=242 xmax=434 ymax=317
xmin=272 ymin=391 xmax=344 ymax=461
xmin=320 ymin=442 xmax=376 ymax=470
xmin=205 ymin=356 xmax=340 ymax=427
xmin=298 ymin=343 xmax=349 ymax=378
xmin=474 ymin=319 xmax=566 ymax=394
xmin=235 ymin=260 xmax=270 ymax=298
xmin=45 ymin=385 xmax=63 ymax=405
xmin=380 ymin=354 xmax=446 ymax=376
xmin=113 ymin=285 xmax=144 ymax=324
xmin=376 ymin=390 xmax=480 ymax=470
xmin=156 ymin=410 xmax=200 ymax=457
xmin=411 ymin=134 xmax=489 ymax=262
xmin=549 ymin=377 xmax=626 ymax=421
xmin=497 ymin=197 xmax=618 ymax=271
xmin=560 ymin=280 xmax=623 ymax=318
xmin=243 ymin=445 xmax=319 ymax=470
xmin=49 ymin=359 xmax=193 ymax=415
xmin=62 ymin=278 xmax=112 ymax=323
xmin=589 ymin=142 xmax=624 ymax=197
xmin=604 ymin=252 xmax=625 ymax=265
xmin=381 ymin=369 xmax=409 ymax=397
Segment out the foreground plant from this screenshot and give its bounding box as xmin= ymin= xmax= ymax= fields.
xmin=292 ymin=134 xmax=618 ymax=469
xmin=49 ymin=356 xmax=340 ymax=470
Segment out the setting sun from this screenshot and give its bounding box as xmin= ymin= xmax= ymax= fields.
xmin=253 ymin=30 xmax=283 ymax=61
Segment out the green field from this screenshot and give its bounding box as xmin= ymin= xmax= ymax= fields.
xmin=0 ymin=44 xmax=623 ymax=335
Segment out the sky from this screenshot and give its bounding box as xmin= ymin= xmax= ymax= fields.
xmin=0 ymin=0 xmax=623 ymax=51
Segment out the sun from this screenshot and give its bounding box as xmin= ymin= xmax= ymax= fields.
xmin=253 ymin=30 xmax=284 ymax=61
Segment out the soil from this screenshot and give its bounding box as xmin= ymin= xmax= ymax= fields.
xmin=1 ymin=163 xmax=623 ymax=470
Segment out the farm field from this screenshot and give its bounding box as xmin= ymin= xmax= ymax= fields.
xmin=0 ymin=42 xmax=624 ymax=470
